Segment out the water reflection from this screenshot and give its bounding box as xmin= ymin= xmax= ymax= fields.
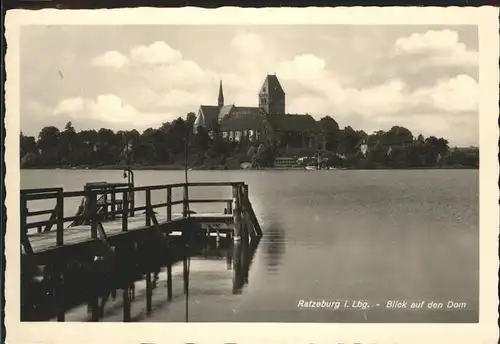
xmin=263 ymin=221 xmax=286 ymax=273
xmin=38 ymin=236 xmax=262 ymax=322
xmin=232 ymin=237 xmax=261 ymax=294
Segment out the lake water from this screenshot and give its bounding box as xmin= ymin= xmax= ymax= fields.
xmin=21 ymin=169 xmax=479 ymax=322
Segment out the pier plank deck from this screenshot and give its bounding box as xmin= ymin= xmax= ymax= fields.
xmin=21 ymin=181 xmax=264 ymax=322
xmin=27 ymin=213 xmax=233 ymax=254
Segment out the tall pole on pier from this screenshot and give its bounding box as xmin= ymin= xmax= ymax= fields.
xmin=183 ymin=116 xmax=191 ymax=323
xmin=184 ymin=121 xmax=189 ymax=217
xmin=122 ymin=133 xmax=135 ymax=215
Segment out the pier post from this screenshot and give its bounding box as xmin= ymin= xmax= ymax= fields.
xmin=167 ymin=260 xmax=173 ymax=300
xmin=146 ymin=272 xmax=152 ymax=314
xmin=241 ymin=184 xmax=250 ymax=242
xmin=129 ymin=181 xmax=135 ymax=217
xmin=166 ymin=187 xmax=172 ymax=221
xmin=20 ymin=198 xmax=34 ymax=255
xmin=56 ymin=189 xmax=64 ymax=246
xmin=145 ymin=189 xmax=152 ymax=227
xmin=88 ymin=190 xmax=98 ymax=239
xmin=183 ymin=254 xmax=188 ymax=295
xmin=122 ymin=286 xmax=131 ymax=322
xmin=232 ymin=241 xmax=243 ymax=294
xmin=232 ymin=184 xmax=242 ymax=242
xmin=89 ymin=297 xmax=100 ymax=321
xmin=163 ymin=231 xmax=173 ymax=300
xmin=183 ymin=184 xmax=189 ymax=217
xmin=52 ymin=263 xmax=65 ymax=321
xmin=103 ymin=188 xmax=108 ymax=220
xmin=122 ymin=191 xmax=128 ymax=232
xmin=110 ymin=187 xmax=116 ymax=220
xmin=226 ymin=250 xmax=233 ymax=270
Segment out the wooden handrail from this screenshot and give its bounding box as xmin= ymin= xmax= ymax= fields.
xmin=21 ymin=187 xmax=63 ymax=195
xmin=21 ymin=182 xmax=247 ymax=237
xmin=21 ymin=182 xmax=244 ymax=198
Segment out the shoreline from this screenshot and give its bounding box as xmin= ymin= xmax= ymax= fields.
xmin=21 ymin=165 xmax=478 ymax=171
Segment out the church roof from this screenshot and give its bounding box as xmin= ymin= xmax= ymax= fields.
xmin=267 ymin=114 xmax=320 ymax=132
xmin=219 ymin=107 xmax=262 ymax=131
xmin=260 ymin=74 xmax=285 ymax=95
xmin=233 ymin=106 xmax=260 ymax=115
xmin=199 ymin=105 xmax=219 ymax=125
xmin=218 ymin=105 xmax=235 ymax=120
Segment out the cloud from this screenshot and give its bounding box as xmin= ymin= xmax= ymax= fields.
xmin=91 ymin=41 xmax=218 ymax=92
xmin=159 ymin=89 xmax=202 ymax=109
xmin=52 ymin=94 xmax=169 ymax=128
xmin=53 ymin=97 xmax=85 ymax=115
xmin=277 ymin=52 xmax=477 ymax=119
xmin=414 ymin=74 xmax=478 ymax=113
xmin=91 ymin=41 xmax=187 ymax=70
xmin=90 ymin=50 xmax=129 ymax=69
xmin=277 ymin=54 xmax=326 ymax=79
xmin=22 ymin=28 xmax=476 ymax=146
xmin=391 ymin=29 xmax=478 ymax=67
xmin=129 ymin=41 xmax=183 ymax=66
xmin=86 ymin=42 xmax=479 ymax=138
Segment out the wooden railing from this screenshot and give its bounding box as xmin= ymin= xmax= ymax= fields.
xmin=20 ymin=182 xmax=260 ymax=254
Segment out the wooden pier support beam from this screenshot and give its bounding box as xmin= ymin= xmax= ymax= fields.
xmin=122 ymin=191 xmax=128 ymax=232
xmin=232 ymin=185 xmax=243 ymax=242
xmin=164 ymin=233 xmax=173 ymax=301
xmin=226 ymin=200 xmax=233 ymax=214
xmin=122 ymin=286 xmax=131 ymax=322
xmin=232 ymin=241 xmax=243 ymax=294
xmin=166 ymin=187 xmax=172 ymax=222
xmin=20 ymin=199 xmax=34 ymax=255
xmin=88 ymin=190 xmax=98 ymax=239
xmin=241 ymin=184 xmax=251 ymax=242
xmin=242 ymin=184 xmax=263 ymax=237
xmin=89 ymin=297 xmax=100 ymax=321
xmin=145 ymin=189 xmax=152 ymax=227
xmin=146 ymin=272 xmax=152 ymax=314
xmin=167 ymin=262 xmax=173 ymax=301
xmin=110 ymin=187 xmax=116 ymax=220
xmin=56 ymin=189 xmax=64 ymax=246
xmin=182 ymin=184 xmax=189 ymax=217
xmin=53 ymin=263 xmax=65 ymax=322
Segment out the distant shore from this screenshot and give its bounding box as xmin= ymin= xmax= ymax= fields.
xmin=21 ymin=164 xmax=478 ymax=171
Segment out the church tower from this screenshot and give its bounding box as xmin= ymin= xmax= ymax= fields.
xmin=258 ymin=74 xmax=285 ymax=115
xmin=218 ymin=80 xmax=224 ymax=108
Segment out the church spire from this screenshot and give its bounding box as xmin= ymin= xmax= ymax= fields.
xmin=218 ymin=80 xmax=224 ymax=108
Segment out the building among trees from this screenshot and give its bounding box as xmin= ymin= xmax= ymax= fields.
xmin=194 ymin=74 xmax=324 ymax=150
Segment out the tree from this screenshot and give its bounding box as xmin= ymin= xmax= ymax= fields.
xmin=37 ymin=126 xmax=61 ymax=166
xmin=337 ymin=126 xmax=363 ymax=157
xmin=59 ymin=121 xmax=79 ymax=165
xmin=20 ymin=133 xmax=37 ymax=158
xmin=387 ymin=126 xmax=413 ymax=146
xmin=186 ymin=112 xmax=197 ymax=130
xmin=21 ymin=115 xmax=464 ymax=170
xmin=319 ymin=116 xmax=340 ymax=151
xmin=193 ymin=126 xmax=210 ymax=163
xmin=20 ymin=133 xmax=38 ymax=167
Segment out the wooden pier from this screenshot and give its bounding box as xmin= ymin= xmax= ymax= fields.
xmin=20 ymin=181 xmax=263 ymax=321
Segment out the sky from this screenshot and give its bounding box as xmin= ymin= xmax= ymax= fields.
xmin=20 ymin=25 xmax=478 ymax=146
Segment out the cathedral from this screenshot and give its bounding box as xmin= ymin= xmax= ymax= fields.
xmin=194 ymin=74 xmax=324 ymax=150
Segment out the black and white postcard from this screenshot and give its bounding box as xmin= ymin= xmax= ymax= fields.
xmin=4 ymin=6 xmax=499 ymax=344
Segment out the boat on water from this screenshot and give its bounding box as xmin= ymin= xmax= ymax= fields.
xmin=304 ymin=152 xmax=339 ymax=171
xmin=305 ymin=152 xmax=323 ymax=171
xmin=305 ymin=165 xmax=318 ymax=171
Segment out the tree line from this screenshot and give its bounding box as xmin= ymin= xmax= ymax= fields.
xmin=20 ymin=113 xmax=478 ymax=169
